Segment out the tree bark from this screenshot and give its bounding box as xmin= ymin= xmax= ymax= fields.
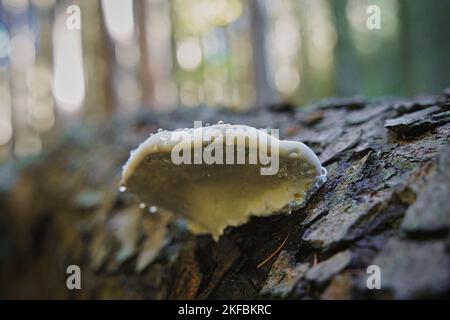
xmin=1 ymin=90 xmax=449 ymax=299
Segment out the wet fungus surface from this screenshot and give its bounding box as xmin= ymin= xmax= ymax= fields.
xmin=121 ymin=124 xmax=326 ymax=240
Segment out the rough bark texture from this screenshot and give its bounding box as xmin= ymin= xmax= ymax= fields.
xmin=1 ymin=90 xmax=450 ymax=299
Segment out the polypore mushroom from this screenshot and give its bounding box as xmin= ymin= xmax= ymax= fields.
xmin=121 ymin=123 xmax=326 ymax=240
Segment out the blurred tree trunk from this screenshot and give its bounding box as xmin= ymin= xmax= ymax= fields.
xmin=331 ymin=0 xmax=361 ymax=96
xmin=249 ymin=0 xmax=278 ymax=108
xmin=80 ymin=1 xmax=114 ymax=119
xmin=136 ymin=0 xmax=155 ymax=107
xmin=399 ymin=0 xmax=412 ymax=95
xmin=401 ymin=0 xmax=450 ymax=94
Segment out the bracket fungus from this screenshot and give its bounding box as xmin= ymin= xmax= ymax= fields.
xmin=121 ymin=123 xmax=327 ymax=240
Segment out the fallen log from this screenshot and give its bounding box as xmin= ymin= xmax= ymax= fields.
xmin=1 ymin=90 xmax=449 ymax=299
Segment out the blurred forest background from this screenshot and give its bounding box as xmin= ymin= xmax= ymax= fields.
xmin=0 ymin=0 xmax=449 ymax=161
